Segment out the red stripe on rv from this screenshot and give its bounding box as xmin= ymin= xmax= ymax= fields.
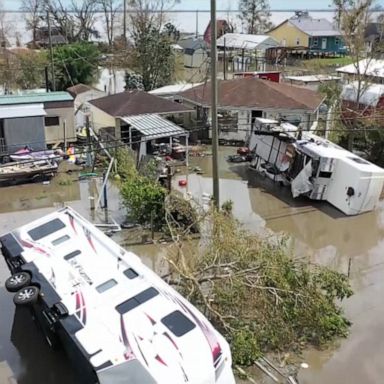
xmin=155 ymin=354 xmax=168 ymax=366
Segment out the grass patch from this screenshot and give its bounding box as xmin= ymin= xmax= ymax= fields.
xmin=302 ymin=56 xmax=353 ymax=71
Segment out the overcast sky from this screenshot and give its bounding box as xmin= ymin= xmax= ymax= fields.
xmin=2 ymin=0 xmax=384 ymax=11
xmin=2 ymin=0 xmax=383 ymax=11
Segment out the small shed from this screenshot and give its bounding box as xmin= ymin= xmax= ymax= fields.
xmin=178 ymin=37 xmax=208 ymax=68
xmin=217 ymin=33 xmax=279 ymax=72
xmin=120 ymin=114 xmax=189 ymax=162
xmin=337 ymin=59 xmax=384 ymax=84
xmin=285 ymin=75 xmax=341 ymax=91
xmin=217 ymin=33 xmax=279 ymax=52
xmin=67 ymin=84 xmax=106 ymax=128
xmin=0 ymin=92 xmax=75 ymax=146
xmin=0 ymin=103 xmax=46 ymax=156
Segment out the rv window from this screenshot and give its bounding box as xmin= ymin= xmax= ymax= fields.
xmin=161 ymin=310 xmax=196 ymax=337
xmin=96 ymin=279 xmax=118 ymax=293
xmin=64 ymin=250 xmax=81 ymax=261
xmin=318 ymin=171 xmax=332 ymax=179
xmin=28 ymin=218 xmax=66 ymax=240
xmin=116 ymin=287 xmax=159 ymax=315
xmin=348 ymin=157 xmax=369 ymax=165
xmin=52 ymin=234 xmax=70 ymax=246
xmin=123 ymin=268 xmax=139 ymax=280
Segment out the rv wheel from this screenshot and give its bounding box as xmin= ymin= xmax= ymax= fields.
xmin=5 ymin=272 xmax=31 ymax=292
xmin=13 ymin=286 xmax=40 ymax=306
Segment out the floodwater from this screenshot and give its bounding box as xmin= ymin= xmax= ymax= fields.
xmin=1 ymin=149 xmax=384 ymax=383
xmin=180 ymin=147 xmax=384 ymax=384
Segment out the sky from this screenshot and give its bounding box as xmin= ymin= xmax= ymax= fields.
xmin=1 ymin=0 xmax=384 ymax=11
xmin=0 ymin=0 xmax=371 ymax=11
xmin=2 ymin=0 xmax=384 ymax=42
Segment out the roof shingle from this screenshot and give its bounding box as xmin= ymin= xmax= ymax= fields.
xmin=89 ymin=90 xmax=192 ymax=117
xmin=289 ymin=17 xmax=341 ymax=37
xmin=67 ymin=83 xmax=101 ymax=97
xmin=178 ymin=78 xmax=323 ymax=111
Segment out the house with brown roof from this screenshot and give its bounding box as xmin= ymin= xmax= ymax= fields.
xmin=88 ymin=90 xmax=193 ymax=139
xmin=67 ymin=83 xmax=106 ymax=128
xmin=177 ymin=78 xmax=324 ymax=143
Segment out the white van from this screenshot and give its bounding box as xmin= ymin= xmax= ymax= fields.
xmin=0 ymin=207 xmax=235 ymax=384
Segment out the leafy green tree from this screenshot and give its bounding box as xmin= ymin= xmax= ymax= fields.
xmin=165 ymin=210 xmax=353 ymax=365
xmin=163 ymin=22 xmax=180 ymax=42
xmin=17 ymin=50 xmax=48 ymax=89
xmin=124 ymin=72 xmax=144 ymax=90
xmin=53 ymin=42 xmax=100 ymax=90
xmin=121 ymin=176 xmax=166 ymax=229
xmin=238 ymin=0 xmax=272 ymax=34
xmin=128 ymin=0 xmax=179 ymax=91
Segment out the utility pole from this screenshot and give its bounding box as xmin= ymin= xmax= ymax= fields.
xmin=210 ymin=0 xmax=220 ymax=208
xmin=46 ymin=1 xmax=55 ymax=91
xmin=195 ymin=10 xmax=199 ymax=38
xmin=85 ymin=114 xmax=92 ymax=167
xmin=123 ymin=0 xmax=127 ymax=48
xmin=223 ymin=37 xmax=226 ymax=80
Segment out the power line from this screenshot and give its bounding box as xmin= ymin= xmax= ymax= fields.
xmin=2 ymin=109 xmax=384 ymax=154
xmin=0 ymin=9 xmax=346 ymax=14
xmin=3 ymin=115 xmax=384 ymax=168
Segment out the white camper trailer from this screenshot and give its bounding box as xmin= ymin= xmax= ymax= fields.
xmin=291 ymin=137 xmax=384 ymax=215
xmin=247 ymin=120 xmax=384 ymax=215
xmin=0 ymin=207 xmax=235 ymax=384
xmin=248 ymin=118 xmax=298 ymax=182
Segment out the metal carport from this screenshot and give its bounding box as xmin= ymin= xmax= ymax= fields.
xmin=120 ymin=114 xmax=189 ymax=164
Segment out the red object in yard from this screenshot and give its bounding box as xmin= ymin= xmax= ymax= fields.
xmin=165 ymin=155 xmax=172 ymax=161
xmin=179 ymin=179 xmax=188 ymax=187
xmin=234 ymin=71 xmax=281 ymax=83
xmin=237 ymin=147 xmax=250 ymax=155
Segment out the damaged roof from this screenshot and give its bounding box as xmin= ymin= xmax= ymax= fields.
xmin=67 ymin=83 xmax=102 ymax=97
xmin=89 ymin=90 xmax=193 ymax=117
xmin=178 ymin=78 xmax=323 ymax=111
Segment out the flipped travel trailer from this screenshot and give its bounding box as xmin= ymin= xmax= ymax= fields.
xmin=248 ymin=118 xmax=298 ymax=182
xmin=289 ymin=137 xmax=384 ymax=215
xmin=0 ymin=207 xmax=235 ymax=384
xmin=248 ymin=119 xmax=384 ymax=215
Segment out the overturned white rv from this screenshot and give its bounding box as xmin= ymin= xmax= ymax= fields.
xmin=0 ymin=207 xmax=235 ymax=384
xmin=248 ymin=118 xmax=384 ymax=215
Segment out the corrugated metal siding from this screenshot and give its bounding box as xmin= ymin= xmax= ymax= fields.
xmin=121 ymin=114 xmax=187 ymax=139
xmin=0 ymin=92 xmax=73 ymax=106
xmin=4 ymin=116 xmax=46 ymax=153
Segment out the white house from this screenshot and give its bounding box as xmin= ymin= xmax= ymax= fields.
xmin=67 ymin=84 xmax=106 ymax=128
xmin=177 ymin=78 xmax=324 ymax=143
xmin=337 ymin=59 xmax=384 ymax=84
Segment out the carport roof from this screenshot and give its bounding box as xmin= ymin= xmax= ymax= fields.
xmin=121 ymin=114 xmax=187 ymax=139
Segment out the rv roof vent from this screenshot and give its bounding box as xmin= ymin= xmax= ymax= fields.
xmin=348 ymin=156 xmax=369 ymax=165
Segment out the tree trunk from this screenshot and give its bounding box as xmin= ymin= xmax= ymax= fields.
xmin=347 ymin=131 xmax=354 ymax=151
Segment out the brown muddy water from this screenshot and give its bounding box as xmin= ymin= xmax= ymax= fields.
xmin=0 ymin=149 xmax=384 ymax=383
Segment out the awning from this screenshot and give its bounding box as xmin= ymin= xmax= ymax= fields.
xmin=0 ymin=103 xmax=46 ymax=119
xmin=121 ymin=114 xmax=188 ymax=140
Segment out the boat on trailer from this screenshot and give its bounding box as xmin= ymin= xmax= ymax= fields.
xmin=0 ymin=159 xmax=58 ymax=185
xmin=10 ymin=147 xmax=62 ymax=162
xmin=0 ymin=207 xmax=235 ymax=384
